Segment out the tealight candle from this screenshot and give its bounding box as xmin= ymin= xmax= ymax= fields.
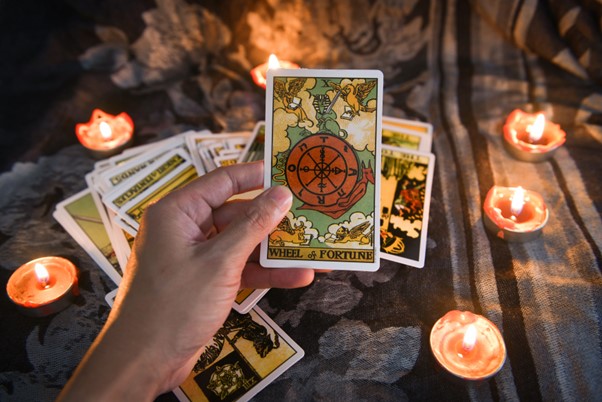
xmin=75 ymin=109 xmax=134 ymax=157
xmin=430 ymin=310 xmax=506 ymax=381
xmin=250 ymin=54 xmax=300 ymax=89
xmin=6 ymin=257 xmax=79 ymax=317
xmin=483 ymin=185 xmax=549 ymax=242
xmin=503 ymin=109 xmax=566 ymax=162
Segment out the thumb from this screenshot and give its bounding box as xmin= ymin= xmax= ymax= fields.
xmin=216 ymin=185 xmax=293 ymax=257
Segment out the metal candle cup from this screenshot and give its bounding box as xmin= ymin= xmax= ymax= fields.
xmin=75 ymin=109 xmax=134 ymax=158
xmin=483 ymin=185 xmax=549 ymax=242
xmin=250 ymin=54 xmax=300 ymax=89
xmin=430 ymin=310 xmax=506 ymax=381
xmin=6 ymin=257 xmax=79 ymax=317
xmin=503 ymin=109 xmax=566 ymax=162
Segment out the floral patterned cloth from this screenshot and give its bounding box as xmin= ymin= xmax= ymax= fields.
xmin=1 ymin=1 xmax=601 ymax=401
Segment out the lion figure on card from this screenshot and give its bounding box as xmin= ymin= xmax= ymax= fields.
xmin=269 ymin=216 xmax=308 ymax=246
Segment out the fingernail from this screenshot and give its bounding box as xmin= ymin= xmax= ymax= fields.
xmin=267 ymin=186 xmax=293 ymax=212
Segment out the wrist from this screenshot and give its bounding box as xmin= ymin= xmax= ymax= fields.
xmin=59 ymin=315 xmax=164 ymax=401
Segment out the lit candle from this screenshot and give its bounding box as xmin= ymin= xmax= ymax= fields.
xmin=6 ymin=257 xmax=79 ymax=317
xmin=430 ymin=310 xmax=506 ymax=381
xmin=75 ymin=109 xmax=134 ymax=157
xmin=482 ymin=185 xmax=549 ymax=242
xmin=250 ymin=54 xmax=300 ymax=89
xmin=503 ymin=109 xmax=566 ymax=162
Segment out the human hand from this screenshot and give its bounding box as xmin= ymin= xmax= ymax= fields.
xmin=59 ymin=161 xmax=315 ymax=401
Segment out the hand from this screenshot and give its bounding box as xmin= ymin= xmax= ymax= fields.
xmin=59 ymin=161 xmax=315 ymax=401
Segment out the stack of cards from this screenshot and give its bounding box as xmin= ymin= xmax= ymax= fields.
xmin=53 ymin=124 xmax=270 ymax=314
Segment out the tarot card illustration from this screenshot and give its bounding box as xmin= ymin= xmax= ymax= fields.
xmin=175 ymin=308 xmax=303 ymax=402
xmin=380 ymin=145 xmax=435 ymax=268
xmin=260 ymin=69 xmax=383 ymax=271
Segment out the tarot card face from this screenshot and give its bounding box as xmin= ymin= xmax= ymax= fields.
xmin=261 ymin=69 xmax=383 ymax=271
xmin=379 ymin=145 xmax=435 ymax=268
xmin=102 ymin=148 xmax=198 ymax=231
xmin=174 ymin=308 xmax=304 ymax=402
xmin=53 ymin=190 xmax=123 ymax=285
xmin=237 ymin=122 xmax=265 ymax=163
xmin=96 ymin=135 xmax=187 ymax=194
xmin=382 ymin=117 xmax=433 ymax=153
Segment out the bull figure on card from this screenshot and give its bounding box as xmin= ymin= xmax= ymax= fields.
xmin=194 ymin=311 xmax=280 ymax=373
xmin=269 ymin=216 xmax=308 ymax=246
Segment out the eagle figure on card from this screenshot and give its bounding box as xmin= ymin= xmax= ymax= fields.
xmin=333 ymin=221 xmax=372 ymax=245
xmin=274 ymin=77 xmax=311 ymax=125
xmin=328 ymin=80 xmax=376 ymax=119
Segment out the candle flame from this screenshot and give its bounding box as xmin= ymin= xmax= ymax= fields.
xmin=510 ymin=186 xmax=525 ymax=217
xmin=99 ymin=121 xmax=113 ymax=140
xmin=462 ymin=324 xmax=477 ymax=352
xmin=34 ymin=263 xmax=50 ymax=288
xmin=527 ymin=113 xmax=545 ymax=142
xmin=267 ymin=54 xmax=281 ymax=70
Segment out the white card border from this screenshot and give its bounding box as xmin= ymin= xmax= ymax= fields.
xmin=260 ymin=69 xmax=383 ymax=271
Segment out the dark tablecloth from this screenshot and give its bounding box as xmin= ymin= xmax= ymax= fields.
xmin=1 ymin=1 xmax=601 ymax=401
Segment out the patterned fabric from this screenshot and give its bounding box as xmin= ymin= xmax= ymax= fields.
xmin=0 ymin=0 xmax=600 ymax=401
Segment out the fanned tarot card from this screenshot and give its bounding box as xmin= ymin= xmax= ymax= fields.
xmin=260 ymin=69 xmax=383 ymax=271
xmin=174 ymin=308 xmax=304 ymax=402
xmin=53 ymin=190 xmax=123 ymax=285
xmin=380 ymin=145 xmax=435 ymax=268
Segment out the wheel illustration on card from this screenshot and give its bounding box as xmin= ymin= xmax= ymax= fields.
xmin=286 ymin=133 xmax=359 ymax=207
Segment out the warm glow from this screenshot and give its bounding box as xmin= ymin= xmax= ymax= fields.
xmin=267 ymin=54 xmax=281 ymax=70
xmin=34 ymin=263 xmax=50 ymax=288
xmin=527 ymin=113 xmax=545 ymax=142
xmin=462 ymin=324 xmax=477 ymax=352
xmin=510 ymin=186 xmax=525 ymax=217
xmin=99 ymin=121 xmax=113 ymax=140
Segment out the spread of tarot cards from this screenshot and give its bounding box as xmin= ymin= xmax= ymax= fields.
xmin=53 ymin=126 xmax=268 ymax=314
xmin=53 ymin=67 xmax=436 ymax=401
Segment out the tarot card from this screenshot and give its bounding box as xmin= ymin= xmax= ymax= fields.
xmin=105 ymin=288 xmax=118 ymax=307
xmin=237 ymin=122 xmax=265 ymax=163
xmin=380 ymin=145 xmax=435 ymax=268
xmin=382 ymin=123 xmax=432 ymax=153
xmin=96 ymin=135 xmax=189 ymax=194
xmin=86 ymin=172 xmax=130 ymax=272
xmin=214 ymin=154 xmax=240 ymax=168
xmin=53 ymin=190 xmax=123 ymax=285
xmin=233 ymin=288 xmax=269 ymax=314
xmin=382 ymin=115 xmax=433 ymax=136
xmin=174 ymin=307 xmax=304 ymax=402
xmin=260 ymin=69 xmax=383 ymax=271
xmin=103 ymin=148 xmax=198 ymax=231
xmin=110 ymin=210 xmax=138 ymax=237
xmin=186 ymin=132 xmax=250 ymax=173
xmin=382 ymin=116 xmax=432 ymax=153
